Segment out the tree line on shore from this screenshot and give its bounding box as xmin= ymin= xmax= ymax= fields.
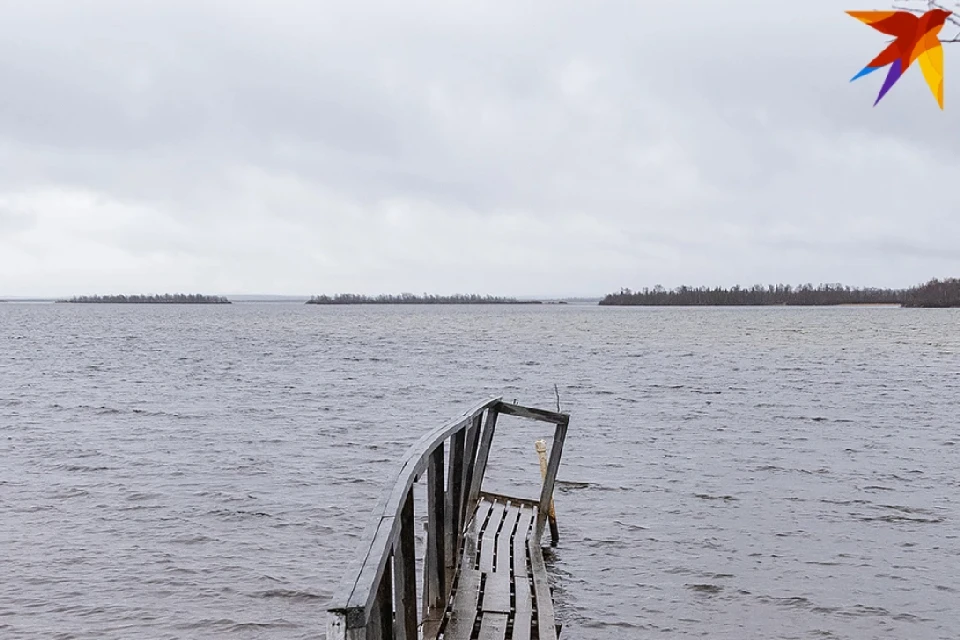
xmin=599 ymin=278 xmax=960 ymax=307
xmin=57 ymin=294 xmax=231 ymax=304
xmin=306 ymin=293 xmax=541 ymax=304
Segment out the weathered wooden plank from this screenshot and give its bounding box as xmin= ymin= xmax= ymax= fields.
xmin=481 ymin=573 xmax=511 ymax=614
xmin=425 ymin=445 xmax=445 ymax=612
xmin=444 ymin=428 xmax=466 ymax=576
xmin=392 ymin=490 xmax=417 ymax=640
xmin=527 ymin=537 xmax=557 ymax=640
xmin=535 ymin=422 xmax=568 ymax=544
xmin=459 ymin=415 xmax=482 ymax=527
xmin=466 ymin=408 xmax=499 ymax=507
xmin=472 ymin=498 xmax=492 ymax=531
xmin=477 ymin=490 xmax=539 ymax=510
xmin=512 ymin=508 xmax=535 ymax=640
xmin=512 ymin=594 xmax=532 ymax=640
xmin=326 ymin=611 xmax=361 ymax=640
xmin=441 ymin=568 xmax=481 ymax=640
xmin=512 ymin=508 xmax=534 ymax=583
xmin=494 ymin=504 xmax=520 ymax=575
xmin=494 ymin=401 xmax=568 ymax=425
xmin=478 ymin=501 xmax=505 ymax=573
xmin=477 ymin=612 xmax=508 ymax=640
xmin=367 ymin=557 xmax=394 ymax=640
xmin=468 ymin=499 xmax=492 ymax=568
xmin=337 ymin=515 xmax=395 ymax=628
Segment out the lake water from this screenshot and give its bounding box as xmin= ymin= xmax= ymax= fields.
xmin=1 ymin=303 xmax=958 ymax=639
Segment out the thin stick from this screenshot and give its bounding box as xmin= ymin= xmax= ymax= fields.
xmin=892 ymin=0 xmax=960 ymax=41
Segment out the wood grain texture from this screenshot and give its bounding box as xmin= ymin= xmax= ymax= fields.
xmin=477 ymin=612 xmax=508 ymax=640
xmin=528 ymin=537 xmax=558 ymax=640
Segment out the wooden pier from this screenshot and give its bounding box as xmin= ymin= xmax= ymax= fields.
xmin=327 ymin=398 xmax=569 ymax=640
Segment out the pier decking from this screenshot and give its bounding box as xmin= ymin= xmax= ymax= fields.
xmin=435 ymin=493 xmax=557 ymax=640
xmin=327 ymin=398 xmax=569 ymax=640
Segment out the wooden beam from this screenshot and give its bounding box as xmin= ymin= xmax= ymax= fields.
xmin=477 ymin=490 xmax=539 ymax=510
xmin=393 ymin=490 xmax=418 ymax=640
xmin=495 ymin=401 xmax=568 ymax=425
xmin=459 ymin=414 xmax=482 ymax=528
xmin=527 ymin=537 xmax=557 ymax=640
xmin=367 ymin=556 xmax=394 ymax=640
xmin=466 ymin=408 xmax=499 ymax=507
xmin=445 ymin=428 xmax=466 ymax=577
xmin=424 ymin=445 xmax=445 ymax=613
xmin=535 ymin=422 xmax=568 ymax=543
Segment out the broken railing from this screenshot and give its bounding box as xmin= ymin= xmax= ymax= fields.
xmin=326 ymin=397 xmax=569 ymax=640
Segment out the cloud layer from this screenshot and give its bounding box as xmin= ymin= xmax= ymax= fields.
xmin=1 ymin=0 xmax=958 ymax=296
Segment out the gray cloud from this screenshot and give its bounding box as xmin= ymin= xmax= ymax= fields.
xmin=0 ymin=0 xmax=957 ymax=296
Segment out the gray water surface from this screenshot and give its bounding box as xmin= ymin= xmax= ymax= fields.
xmin=1 ymin=303 xmax=958 ymax=639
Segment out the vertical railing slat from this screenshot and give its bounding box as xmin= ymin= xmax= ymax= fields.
xmin=392 ymin=489 xmax=418 ymax=640
xmin=535 ymin=420 xmax=568 ymax=542
xmin=367 ymin=556 xmax=393 ymax=640
xmin=458 ymin=413 xmax=482 ymax=527
xmin=426 ymin=444 xmax=446 ymax=609
xmin=445 ymin=429 xmax=465 ymax=575
xmin=466 ymin=407 xmax=499 ymax=507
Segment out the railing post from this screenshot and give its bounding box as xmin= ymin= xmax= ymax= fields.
xmin=424 ymin=444 xmax=446 ymax=614
xmin=392 ymin=489 xmax=417 ymax=640
xmin=535 ymin=418 xmax=568 ymax=543
xmin=444 ymin=429 xmax=465 ymax=575
xmin=326 ymin=611 xmax=350 ymax=640
xmin=367 ymin=557 xmax=394 ymax=640
xmin=467 ymin=407 xmax=499 ymax=507
xmin=459 ymin=413 xmax=482 ymax=527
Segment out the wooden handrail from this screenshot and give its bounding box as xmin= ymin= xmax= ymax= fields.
xmin=326 ymin=397 xmax=569 ymax=640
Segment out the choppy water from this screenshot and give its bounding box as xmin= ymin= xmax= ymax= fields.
xmin=1 ymin=303 xmax=958 ymax=639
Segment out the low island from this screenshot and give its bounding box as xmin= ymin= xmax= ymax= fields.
xmin=57 ymin=294 xmax=231 ymax=304
xmin=600 ymin=278 xmax=960 ymax=307
xmin=306 ymin=293 xmax=541 ymax=304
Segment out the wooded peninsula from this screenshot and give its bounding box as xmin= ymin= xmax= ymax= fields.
xmin=306 ymin=293 xmax=541 ymax=304
xmin=600 ymin=278 xmax=960 ymax=307
xmin=57 ymin=294 xmax=231 ymax=304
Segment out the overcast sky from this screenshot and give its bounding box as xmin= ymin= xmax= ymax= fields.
xmin=1 ymin=0 xmax=958 ymax=297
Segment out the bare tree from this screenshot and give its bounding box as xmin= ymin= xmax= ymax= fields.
xmin=892 ymin=0 xmax=960 ymax=41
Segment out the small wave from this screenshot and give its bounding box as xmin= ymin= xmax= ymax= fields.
xmin=56 ymin=464 xmax=110 ymax=472
xmin=613 ymin=519 xmax=648 ymax=532
xmin=694 ymin=493 xmax=738 ymax=501
xmin=859 ymin=514 xmax=943 ymax=524
xmin=555 ymin=480 xmax=593 ymax=490
xmin=94 ymin=406 xmax=122 ymax=415
xmin=686 ymin=583 xmax=723 ymax=594
xmin=209 ymin=508 xmax=272 ymax=519
xmin=169 ymin=535 xmax=215 ymax=544
xmin=762 ymin=596 xmax=813 ymax=608
xmin=46 ymin=488 xmax=90 ymax=499
xmin=254 ymin=589 xmax=325 ymax=601
xmin=878 ymin=504 xmax=938 ymax=516
xmin=821 ymin=498 xmax=871 ymax=506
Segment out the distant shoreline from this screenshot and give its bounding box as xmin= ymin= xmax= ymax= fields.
xmin=306 ymin=294 xmax=542 ymax=305
xmin=600 ymin=278 xmax=960 ymax=308
xmin=56 ymin=294 xmax=231 ymax=304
